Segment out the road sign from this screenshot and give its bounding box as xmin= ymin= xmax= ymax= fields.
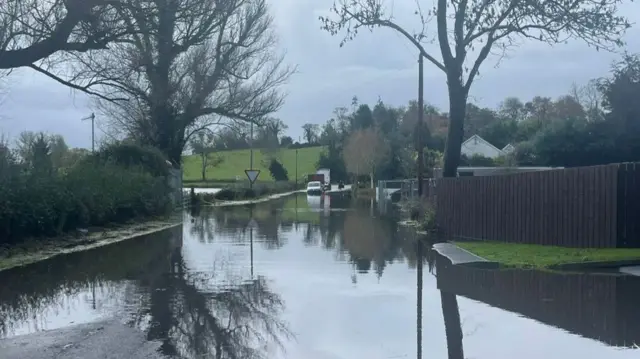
xmin=245 ymin=169 xmax=260 ymax=184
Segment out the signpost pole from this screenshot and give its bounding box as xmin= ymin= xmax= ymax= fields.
xmin=250 ymin=121 xmax=254 ymax=189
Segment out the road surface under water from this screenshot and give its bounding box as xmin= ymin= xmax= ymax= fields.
xmin=0 ymin=192 xmax=639 ymax=358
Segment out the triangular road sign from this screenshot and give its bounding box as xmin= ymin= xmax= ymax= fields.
xmin=245 ymin=169 xmax=260 ymax=184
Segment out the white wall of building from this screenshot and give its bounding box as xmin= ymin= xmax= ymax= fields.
xmin=461 ymin=135 xmax=504 ymax=159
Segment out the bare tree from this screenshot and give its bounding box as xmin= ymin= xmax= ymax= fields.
xmin=343 ymin=128 xmax=388 ymax=188
xmin=44 ymin=0 xmax=293 ymax=164
xmin=190 ymin=131 xmax=223 ymax=181
xmin=15 ymin=130 xmax=69 ymax=169
xmin=320 ymin=0 xmax=630 ymax=177
xmin=301 ymin=123 xmax=319 ymax=144
xmin=264 ymin=117 xmax=288 ymax=140
xmin=258 ymin=117 xmax=288 ymax=159
xmin=570 ymin=80 xmax=604 ymax=122
xmin=0 ymin=0 xmax=134 ymax=73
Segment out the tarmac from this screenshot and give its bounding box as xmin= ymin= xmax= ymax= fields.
xmin=0 ymin=320 xmax=165 ymax=359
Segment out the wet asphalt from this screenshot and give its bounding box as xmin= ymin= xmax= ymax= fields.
xmin=0 ymin=320 xmax=164 ymax=359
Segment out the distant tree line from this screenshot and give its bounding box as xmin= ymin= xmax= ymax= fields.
xmin=307 ymin=53 xmax=640 ymax=185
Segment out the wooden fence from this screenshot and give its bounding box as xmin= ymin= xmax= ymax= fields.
xmin=434 ymin=163 xmax=640 ymax=248
xmin=436 ymin=258 xmax=640 ymax=347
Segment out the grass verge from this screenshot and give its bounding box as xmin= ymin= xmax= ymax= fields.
xmin=0 ymin=216 xmax=181 ymax=272
xmin=182 ymin=146 xmax=325 ymax=182
xmin=455 ymin=241 xmax=640 ymax=268
xmin=189 ymin=181 xmax=303 ymax=205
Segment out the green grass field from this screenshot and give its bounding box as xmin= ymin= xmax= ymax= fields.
xmin=182 ymin=146 xmax=325 ymax=183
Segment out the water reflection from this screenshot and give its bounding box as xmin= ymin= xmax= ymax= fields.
xmin=0 ymin=192 xmax=639 ymax=359
xmin=0 ymin=225 xmax=291 ymax=358
xmin=436 ymin=253 xmax=640 ymax=349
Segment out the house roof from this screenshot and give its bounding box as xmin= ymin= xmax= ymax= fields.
xmin=462 ymin=134 xmax=504 ymax=154
xmin=502 ymin=143 xmax=515 ymax=151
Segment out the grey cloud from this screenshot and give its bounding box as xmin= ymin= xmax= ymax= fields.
xmin=274 ymin=0 xmax=640 ymax=137
xmin=2 ymin=0 xmax=640 ymax=146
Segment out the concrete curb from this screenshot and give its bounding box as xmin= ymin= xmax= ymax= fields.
xmin=432 ymin=242 xmax=500 ymax=269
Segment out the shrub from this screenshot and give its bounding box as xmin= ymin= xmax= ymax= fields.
xmin=0 ymin=158 xmax=172 ymax=245
xmin=268 ymin=158 xmax=289 ymax=181
xmin=85 ymin=142 xmax=171 ymax=177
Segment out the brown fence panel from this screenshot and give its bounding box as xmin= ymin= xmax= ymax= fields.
xmin=617 ymin=163 xmax=640 ymax=247
xmin=435 ymin=164 xmax=621 ymax=247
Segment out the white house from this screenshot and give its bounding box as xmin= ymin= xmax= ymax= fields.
xmin=502 ymin=143 xmax=516 ymax=154
xmin=461 ymin=134 xmax=504 ymax=159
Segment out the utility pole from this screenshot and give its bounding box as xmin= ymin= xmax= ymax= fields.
xmin=417 ymin=54 xmax=425 ymax=197
xmin=416 ymin=239 xmax=423 ymax=359
xmin=295 ymin=136 xmax=299 ymax=188
xmin=81 ymin=113 xmax=96 ymax=153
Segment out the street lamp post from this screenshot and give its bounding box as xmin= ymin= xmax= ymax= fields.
xmin=81 ymin=113 xmax=96 ymax=153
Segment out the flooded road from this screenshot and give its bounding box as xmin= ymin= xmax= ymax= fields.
xmin=0 ymin=192 xmax=639 ymax=358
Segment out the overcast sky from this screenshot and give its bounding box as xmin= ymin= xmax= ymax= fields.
xmin=1 ymin=0 xmax=639 ymax=148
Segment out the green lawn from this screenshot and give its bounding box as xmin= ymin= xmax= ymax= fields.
xmin=182 ymin=146 xmax=325 ymax=182
xmin=455 ymin=241 xmax=640 ymax=268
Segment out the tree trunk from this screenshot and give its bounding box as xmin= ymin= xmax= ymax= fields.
xmin=370 ymin=172 xmax=374 ymax=189
xmin=442 ymin=79 xmax=468 ymax=178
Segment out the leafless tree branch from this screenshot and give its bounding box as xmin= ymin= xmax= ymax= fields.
xmin=60 ymin=0 xmax=295 ymax=163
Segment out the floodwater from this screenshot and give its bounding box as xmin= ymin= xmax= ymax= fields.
xmin=0 ymin=192 xmax=639 ymax=359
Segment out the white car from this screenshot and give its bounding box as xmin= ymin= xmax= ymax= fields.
xmin=306 ymin=181 xmax=323 ymax=195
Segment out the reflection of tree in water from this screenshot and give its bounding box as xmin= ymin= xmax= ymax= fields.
xmin=0 ymin=228 xmax=179 ymax=338
xmin=188 ymin=204 xmax=288 ymax=250
xmin=342 ymin=209 xmax=408 ymax=277
xmin=133 ymin=244 xmax=292 ymax=359
xmin=188 ymin=194 xmax=427 ymax=280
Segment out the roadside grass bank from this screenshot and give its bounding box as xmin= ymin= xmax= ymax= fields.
xmin=182 ymin=146 xmax=324 ymax=182
xmin=0 ymin=216 xmax=181 ymax=272
xmin=184 ymin=179 xmax=275 ymax=188
xmin=455 ymin=241 xmax=640 ymax=268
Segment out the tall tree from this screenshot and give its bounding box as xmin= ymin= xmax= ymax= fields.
xmin=0 ymin=0 xmax=132 ymax=71
xmin=55 ymin=0 xmax=293 ymax=164
xmin=190 ymin=131 xmax=223 ymax=181
xmin=302 ymin=123 xmax=320 ymax=143
xmin=499 ymin=97 xmax=526 ymax=122
xmin=320 ymin=0 xmax=630 ymax=177
xmin=351 ymin=104 xmax=374 ymax=130
xmin=343 ymin=129 xmax=388 ymax=188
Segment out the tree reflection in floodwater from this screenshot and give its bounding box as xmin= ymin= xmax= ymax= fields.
xmin=128 ymin=232 xmax=292 ymax=359
xmin=0 ymin=225 xmax=292 ymax=359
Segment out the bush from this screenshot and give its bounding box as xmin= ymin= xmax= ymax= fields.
xmin=268 ymin=158 xmax=289 ymax=181
xmin=85 ymin=142 xmax=171 ymax=177
xmin=0 ymin=157 xmax=172 ymax=245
